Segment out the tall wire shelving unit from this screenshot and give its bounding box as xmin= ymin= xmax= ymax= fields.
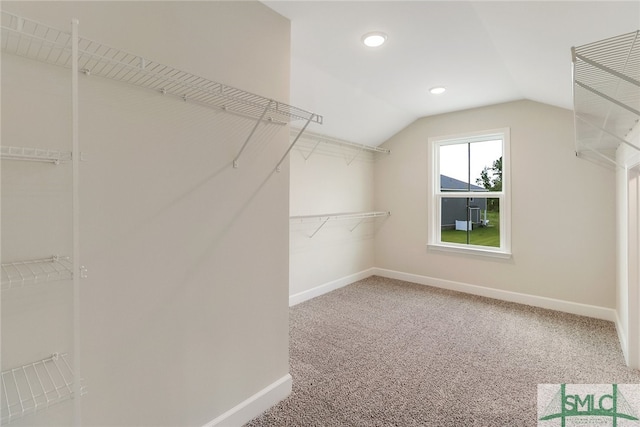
xmin=0 ymin=9 xmax=321 ymax=425
xmin=572 ymin=30 xmax=640 ymax=168
xmin=0 ymin=12 xmax=84 ymax=425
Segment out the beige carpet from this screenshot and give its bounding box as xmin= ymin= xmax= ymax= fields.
xmin=246 ymin=276 xmax=640 ymax=426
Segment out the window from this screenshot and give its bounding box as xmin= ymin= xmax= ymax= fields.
xmin=428 ymin=129 xmax=511 ymax=257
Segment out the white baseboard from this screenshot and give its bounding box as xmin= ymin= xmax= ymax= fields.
xmin=372 ymin=268 xmax=617 ymax=322
xmin=203 ymin=374 xmax=292 ymax=427
xmin=289 ymin=268 xmax=375 ymax=306
xmin=615 ymin=311 xmax=629 ymax=366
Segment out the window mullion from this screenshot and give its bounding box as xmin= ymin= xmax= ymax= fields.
xmin=429 ymin=128 xmax=510 ymax=255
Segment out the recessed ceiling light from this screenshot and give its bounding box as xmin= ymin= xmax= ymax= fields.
xmin=429 ymin=87 xmax=446 ymax=95
xmin=362 ymin=32 xmax=387 ymax=47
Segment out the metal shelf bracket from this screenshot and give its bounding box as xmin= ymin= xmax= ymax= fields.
xmin=233 ymin=100 xmax=273 ymax=169
xmin=275 ymin=114 xmax=315 ymax=172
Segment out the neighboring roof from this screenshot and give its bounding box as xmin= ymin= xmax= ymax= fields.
xmin=440 ymin=175 xmax=488 ymax=192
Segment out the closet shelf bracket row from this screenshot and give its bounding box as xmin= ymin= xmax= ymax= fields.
xmin=290 ymin=211 xmax=391 ymax=238
xmin=1 ymin=256 xmax=87 ymax=291
xmin=1 ymin=11 xmax=323 ymax=170
xmin=572 ymin=29 xmax=640 ymax=168
xmin=1 ymin=353 xmax=86 ymax=425
xmin=291 ymin=128 xmax=391 ymax=164
xmin=1 ymin=146 xmax=72 ymax=164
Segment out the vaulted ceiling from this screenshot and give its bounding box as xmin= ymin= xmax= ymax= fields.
xmin=264 ymin=1 xmax=640 ymax=146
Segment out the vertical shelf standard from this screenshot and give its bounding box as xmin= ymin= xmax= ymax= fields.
xmin=1 ymin=14 xmax=85 ymax=425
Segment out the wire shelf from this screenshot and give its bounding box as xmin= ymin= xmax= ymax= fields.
xmin=292 ymin=128 xmax=390 ymax=155
xmin=290 ymin=211 xmax=390 ymax=238
xmin=291 ymin=128 xmax=390 ymax=165
xmin=1 ymin=256 xmax=74 ymax=291
xmin=0 ymin=11 xmax=322 ymax=125
xmin=291 ymin=211 xmax=391 ymax=222
xmin=1 ymin=146 xmax=72 ymax=164
xmin=572 ymin=30 xmax=640 ymax=167
xmin=1 ymin=353 xmax=85 ymax=425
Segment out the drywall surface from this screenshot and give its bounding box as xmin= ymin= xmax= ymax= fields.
xmin=375 ymin=100 xmax=616 ymax=308
xmin=626 ymin=164 xmax=640 ymax=368
xmin=617 ymin=121 xmax=640 ymax=367
xmin=617 ymin=156 xmax=630 ymax=352
xmin=289 ymin=139 xmax=377 ymax=297
xmin=2 ymin=2 xmax=291 ymax=425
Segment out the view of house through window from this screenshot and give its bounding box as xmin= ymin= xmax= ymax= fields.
xmin=429 ymin=130 xmax=510 ymax=255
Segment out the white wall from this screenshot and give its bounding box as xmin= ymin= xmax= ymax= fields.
xmin=375 ymin=100 xmax=616 ymax=309
xmin=289 ymin=137 xmax=378 ymax=302
xmin=2 ymin=2 xmax=291 ymax=425
xmin=616 ymin=122 xmax=640 ymax=368
xmin=626 ymin=164 xmax=640 ymax=368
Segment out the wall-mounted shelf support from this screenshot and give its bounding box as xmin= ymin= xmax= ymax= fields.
xmin=349 ymin=217 xmax=367 ymax=232
xmin=301 ymin=140 xmax=322 ymax=161
xmin=275 ymin=115 xmax=316 ymax=172
xmin=233 ymin=100 xmax=274 ymax=169
xmin=308 ymin=217 xmax=330 ymax=238
xmin=572 ymin=30 xmax=640 ymax=168
xmin=290 ymin=211 xmax=390 ymax=238
xmin=1 ymin=353 xmax=85 ymax=425
xmin=345 ymin=146 xmax=365 ymax=166
xmin=1 ymin=146 xmax=72 ymax=164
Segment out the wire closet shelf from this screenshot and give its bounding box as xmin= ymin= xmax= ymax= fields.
xmin=291 ymin=128 xmax=390 ymax=164
xmin=0 ymin=256 xmax=79 ymax=291
xmin=1 ymin=146 xmax=72 ymax=164
xmin=290 ymin=211 xmax=391 ymax=238
xmin=0 ymin=11 xmax=322 ymax=169
xmin=572 ymin=30 xmax=640 ymax=168
xmin=1 ymin=353 xmax=85 ymax=425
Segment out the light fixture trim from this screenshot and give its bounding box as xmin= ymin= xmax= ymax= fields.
xmin=362 ymin=32 xmax=388 ymax=47
xmin=429 ymin=86 xmax=447 ymax=95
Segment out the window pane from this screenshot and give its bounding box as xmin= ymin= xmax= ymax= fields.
xmin=440 ymin=197 xmax=500 ymax=247
xmin=439 ymin=144 xmax=469 ymax=191
xmin=439 ymin=139 xmax=502 ymax=193
xmin=470 ymin=139 xmax=502 ymax=192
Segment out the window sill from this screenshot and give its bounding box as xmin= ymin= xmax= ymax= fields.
xmin=427 ymin=243 xmax=512 ymax=259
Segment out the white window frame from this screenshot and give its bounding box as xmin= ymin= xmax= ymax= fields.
xmin=427 ymin=128 xmax=511 ymax=258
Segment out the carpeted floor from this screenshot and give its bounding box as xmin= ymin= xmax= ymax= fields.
xmin=245 ymin=276 xmax=640 ymax=426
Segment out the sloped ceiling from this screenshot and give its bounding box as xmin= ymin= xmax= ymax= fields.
xmin=264 ymin=1 xmax=640 ymax=146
